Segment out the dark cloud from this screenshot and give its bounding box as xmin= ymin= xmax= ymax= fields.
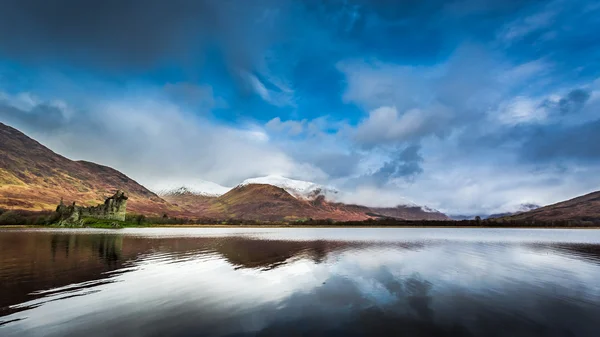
xmin=558 ymin=89 xmax=591 ymax=114
xmin=538 ymin=88 xmax=592 ymax=116
xmin=369 ymin=145 xmax=424 ymax=185
xmin=0 ymin=0 xmax=205 ymax=69
xmin=521 ymin=120 xmax=600 ymax=163
xmin=0 ymin=0 xmax=291 ymax=76
xmin=0 ymin=0 xmax=550 ymax=73
xmin=0 ymin=102 xmax=69 ymax=133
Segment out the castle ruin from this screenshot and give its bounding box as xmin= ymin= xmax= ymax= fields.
xmin=56 ymin=190 xmax=128 ymax=222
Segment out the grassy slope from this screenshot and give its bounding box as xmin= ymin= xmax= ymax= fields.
xmin=0 ymin=122 xmax=181 ymax=216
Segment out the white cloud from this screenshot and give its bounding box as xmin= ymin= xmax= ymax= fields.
xmin=265 ymin=117 xmax=306 ymax=136
xmin=496 ymin=96 xmax=548 ymax=125
xmin=499 ymin=6 xmax=557 ymax=42
xmin=242 ymin=71 xmax=295 ymax=107
xmin=498 ymin=59 xmax=552 ymax=84
xmin=1 ymin=90 xmax=325 ymax=188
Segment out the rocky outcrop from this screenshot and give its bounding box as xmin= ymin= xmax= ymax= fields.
xmin=56 ymin=190 xmax=128 ymax=222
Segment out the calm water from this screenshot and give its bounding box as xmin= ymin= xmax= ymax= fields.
xmin=1 ymin=228 xmax=600 ymax=337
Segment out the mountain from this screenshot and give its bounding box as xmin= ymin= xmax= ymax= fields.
xmin=0 ymin=122 xmax=449 ymax=222
xmin=240 ymin=175 xmax=339 ymax=200
xmin=504 ymin=192 xmax=600 ymax=222
xmin=486 ymin=203 xmax=540 ymax=219
xmin=158 ymin=187 xmax=217 ymax=216
xmin=0 ymin=122 xmax=175 ymax=215
xmin=157 ymin=181 xmax=231 ymax=197
xmin=451 ymin=203 xmax=541 ymax=220
xmin=160 ymin=175 xmax=450 ymax=221
xmin=210 ymin=184 xmax=321 ymax=221
xmin=162 ymin=184 xmax=371 ymax=221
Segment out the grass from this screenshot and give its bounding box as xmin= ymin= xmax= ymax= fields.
xmin=49 ymin=217 xmax=150 ymax=229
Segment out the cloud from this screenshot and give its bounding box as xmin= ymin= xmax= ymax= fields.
xmin=499 ymin=5 xmax=557 ymax=42
xmin=353 ymin=106 xmax=452 ymax=148
xmin=0 ymin=89 xmax=325 ymax=188
xmin=0 ymin=0 xmax=290 ymax=71
xmin=366 ymin=145 xmax=424 ymax=184
xmin=520 ymin=120 xmax=600 ymax=163
xmin=336 ymin=60 xmax=426 ymax=111
xmin=496 ymin=96 xmax=548 ymax=125
xmin=164 ymin=83 xmax=227 ymax=110
xmin=265 ymin=117 xmax=305 ymax=136
xmin=557 ymin=89 xmax=591 ymax=114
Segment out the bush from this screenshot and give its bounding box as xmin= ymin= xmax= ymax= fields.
xmin=0 ymin=211 xmax=26 ymax=226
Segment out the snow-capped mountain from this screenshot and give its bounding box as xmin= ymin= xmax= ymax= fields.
xmin=156 ymin=180 xmax=231 ymax=197
xmin=153 ymin=175 xmax=448 ymax=220
xmin=239 ymin=175 xmax=339 ymax=200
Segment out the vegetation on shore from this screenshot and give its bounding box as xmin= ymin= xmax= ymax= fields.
xmin=1 ymin=208 xmax=599 ymax=228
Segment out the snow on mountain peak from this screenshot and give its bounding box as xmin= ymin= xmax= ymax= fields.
xmin=155 ymin=180 xmax=231 ymax=197
xmin=239 ymin=175 xmax=339 ymax=200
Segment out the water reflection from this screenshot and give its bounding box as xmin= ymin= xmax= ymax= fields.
xmin=1 ymin=228 xmax=600 ymax=336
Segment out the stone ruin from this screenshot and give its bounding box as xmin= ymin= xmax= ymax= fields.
xmin=56 ymin=190 xmax=128 ymax=223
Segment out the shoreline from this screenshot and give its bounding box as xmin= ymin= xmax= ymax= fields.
xmin=2 ymin=224 xmax=600 ymax=229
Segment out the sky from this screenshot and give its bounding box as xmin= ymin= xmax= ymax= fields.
xmin=0 ymin=0 xmax=599 ymax=215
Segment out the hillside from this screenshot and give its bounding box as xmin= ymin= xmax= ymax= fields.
xmin=505 ymin=191 xmax=600 ymax=222
xmin=159 ymin=188 xmax=219 ymax=217
xmin=161 ymin=183 xmax=448 ymax=222
xmin=0 ymin=122 xmax=175 ymax=215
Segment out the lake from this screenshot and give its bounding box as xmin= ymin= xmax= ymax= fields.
xmin=1 ymin=228 xmax=600 ymax=336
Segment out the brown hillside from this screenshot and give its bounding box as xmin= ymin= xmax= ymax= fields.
xmin=210 ymin=184 xmax=318 ymax=221
xmin=205 ymin=184 xmax=371 ymax=221
xmin=0 ymin=122 xmax=175 ymax=215
xmin=505 ymin=191 xmax=600 ymax=222
xmin=160 ymin=190 xmax=216 ymax=216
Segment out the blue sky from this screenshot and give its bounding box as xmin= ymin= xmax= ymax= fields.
xmin=1 ymin=0 xmax=600 ymax=215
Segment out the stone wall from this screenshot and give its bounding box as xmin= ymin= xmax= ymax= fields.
xmin=56 ymin=190 xmax=128 ymax=222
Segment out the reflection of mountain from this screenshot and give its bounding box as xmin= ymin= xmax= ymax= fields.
xmin=6 ymin=230 xmax=600 ymax=323
xmin=0 ymin=233 xmax=127 ymax=317
xmin=0 ymin=231 xmax=433 ymax=318
xmin=0 ymin=233 xmax=348 ymax=316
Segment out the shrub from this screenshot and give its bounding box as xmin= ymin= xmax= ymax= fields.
xmin=0 ymin=211 xmax=26 ymax=226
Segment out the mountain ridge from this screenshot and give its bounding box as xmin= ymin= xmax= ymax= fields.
xmin=503 ymin=192 xmax=600 ymax=222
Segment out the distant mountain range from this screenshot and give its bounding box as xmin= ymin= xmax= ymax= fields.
xmin=158 ymin=175 xmax=448 ymax=221
xmin=450 ymin=204 xmax=540 ymax=220
xmin=0 ymin=122 xmax=448 ymax=221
